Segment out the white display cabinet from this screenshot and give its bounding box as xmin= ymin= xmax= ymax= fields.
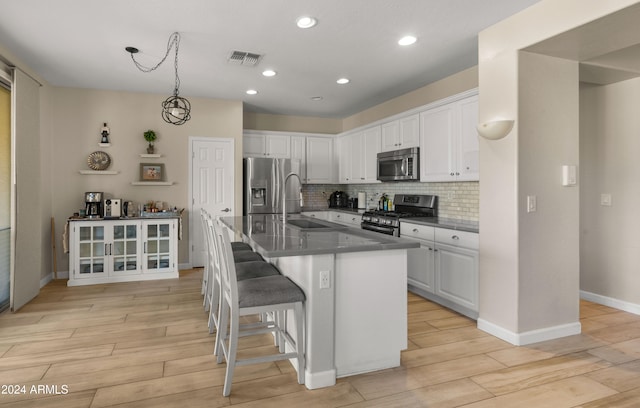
xmin=68 ymin=218 xmax=178 ymax=286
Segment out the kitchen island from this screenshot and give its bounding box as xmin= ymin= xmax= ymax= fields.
xmin=220 ymin=214 xmax=419 ymax=389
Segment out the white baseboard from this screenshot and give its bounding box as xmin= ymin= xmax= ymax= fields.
xmin=477 ymin=318 xmax=582 ymax=346
xmin=580 ymin=290 xmax=640 ymax=315
xmin=41 ymin=270 xmax=69 ymax=288
xmin=42 ymin=266 xmax=198 ymax=288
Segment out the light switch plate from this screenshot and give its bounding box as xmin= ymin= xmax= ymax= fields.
xmin=527 ymin=195 xmax=537 ymax=213
xmin=600 ymin=194 xmax=612 ymax=206
xmin=562 ymin=165 xmax=577 ymax=186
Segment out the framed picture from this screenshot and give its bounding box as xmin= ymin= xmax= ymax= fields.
xmin=140 ymin=163 xmax=165 ymax=181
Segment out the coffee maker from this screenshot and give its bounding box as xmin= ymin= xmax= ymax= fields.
xmin=85 ymin=192 xmax=103 ymax=218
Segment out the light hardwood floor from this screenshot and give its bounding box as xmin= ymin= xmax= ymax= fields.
xmin=1 ymin=269 xmax=640 ymax=407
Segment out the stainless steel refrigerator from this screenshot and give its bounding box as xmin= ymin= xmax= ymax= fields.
xmin=243 ymin=157 xmax=302 ymax=215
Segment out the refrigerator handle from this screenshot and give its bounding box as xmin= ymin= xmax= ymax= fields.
xmin=272 ymin=159 xmax=278 ymax=210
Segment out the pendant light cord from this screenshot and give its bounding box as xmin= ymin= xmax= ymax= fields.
xmin=129 ymin=32 xmax=181 ymax=96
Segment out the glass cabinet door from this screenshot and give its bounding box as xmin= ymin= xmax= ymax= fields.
xmin=110 ymin=222 xmax=141 ymax=274
xmin=77 ymin=224 xmax=106 ymax=277
xmin=144 ymin=221 xmax=174 ymax=272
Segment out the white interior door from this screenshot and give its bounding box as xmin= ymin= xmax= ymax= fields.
xmin=190 ymin=137 xmax=234 ymax=267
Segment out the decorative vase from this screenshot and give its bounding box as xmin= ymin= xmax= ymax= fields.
xmin=147 ymin=143 xmax=154 ymax=154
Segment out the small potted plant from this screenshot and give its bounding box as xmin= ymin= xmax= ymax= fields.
xmin=144 ymin=130 xmax=157 ymax=154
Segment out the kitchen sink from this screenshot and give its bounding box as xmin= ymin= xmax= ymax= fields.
xmin=286 ymin=219 xmax=334 ymax=229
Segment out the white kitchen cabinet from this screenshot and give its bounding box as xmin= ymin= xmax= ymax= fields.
xmin=337 ymin=134 xmax=352 ymax=183
xmin=68 ymin=218 xmax=179 ymax=286
xmin=306 ymin=136 xmax=335 ymax=183
xmin=400 ymin=221 xmax=478 ymax=318
xmin=361 ymin=126 xmax=381 ymax=182
xmin=420 ymin=94 xmax=479 ymax=182
xmin=142 ymin=220 xmax=178 ymax=274
xmin=302 ymin=211 xmax=329 ymax=220
xmin=433 ymin=229 xmax=478 ymax=314
xmin=243 ymin=133 xmax=291 ymax=158
xmin=290 ymin=136 xmax=307 ymax=182
xmin=338 ymin=127 xmax=380 ymax=184
xmin=380 ymin=114 xmax=419 ymax=152
xmin=328 ymin=211 xmax=362 ymax=227
xmin=401 ymin=223 xmax=435 ymax=293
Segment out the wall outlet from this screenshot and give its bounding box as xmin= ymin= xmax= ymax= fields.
xmin=319 ymin=270 xmax=331 ymax=289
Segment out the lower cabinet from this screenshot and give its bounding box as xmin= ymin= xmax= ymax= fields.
xmin=401 ymin=221 xmax=479 ymax=319
xmin=328 ymin=211 xmax=362 ymax=227
xmin=68 ymin=218 xmax=179 ymax=286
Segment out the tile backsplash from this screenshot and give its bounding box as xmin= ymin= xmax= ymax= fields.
xmin=302 ymin=181 xmax=479 ymax=221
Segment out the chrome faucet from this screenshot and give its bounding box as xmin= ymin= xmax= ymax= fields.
xmin=282 ymin=172 xmax=302 ymax=223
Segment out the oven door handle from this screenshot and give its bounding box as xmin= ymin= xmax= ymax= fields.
xmin=361 ymin=223 xmax=395 ymax=235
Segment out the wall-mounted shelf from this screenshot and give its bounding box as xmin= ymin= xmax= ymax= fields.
xmin=98 ymin=143 xmax=111 ymax=147
xmin=139 ymin=154 xmax=162 ymax=158
xmin=79 ymin=170 xmax=119 ymax=175
xmin=131 ymin=181 xmax=174 ymax=186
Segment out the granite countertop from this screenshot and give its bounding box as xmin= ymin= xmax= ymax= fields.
xmin=399 ymin=217 xmax=479 ymax=233
xmin=301 ymin=207 xmax=479 ymax=233
xmin=220 ymin=214 xmax=419 ymax=258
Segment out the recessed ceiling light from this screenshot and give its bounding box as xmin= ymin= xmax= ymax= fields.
xmin=398 ymin=35 xmax=417 ymax=46
xmin=246 ymin=89 xmax=258 ymax=95
xmin=262 ymin=70 xmax=277 ymax=77
xmin=310 ymin=96 xmax=323 ymax=101
xmin=296 ymin=16 xmax=317 ymax=29
xmin=336 ymin=78 xmax=350 ymax=85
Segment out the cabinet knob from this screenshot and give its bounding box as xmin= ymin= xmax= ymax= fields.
xmin=450 ymin=172 xmax=454 ymax=176
xmin=221 ymin=208 xmax=231 ymax=213
xmin=412 ymin=228 xmax=419 ymax=232
xmin=451 ymin=235 xmax=460 ymax=240
xmin=455 ymin=172 xmax=460 ymax=176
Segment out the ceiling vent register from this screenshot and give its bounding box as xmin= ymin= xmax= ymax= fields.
xmin=228 ymin=51 xmax=263 ymax=66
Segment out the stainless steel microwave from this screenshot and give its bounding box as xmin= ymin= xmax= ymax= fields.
xmin=377 ymin=147 xmax=420 ymax=182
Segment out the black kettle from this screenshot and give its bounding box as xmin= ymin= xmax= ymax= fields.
xmin=329 ymin=191 xmax=348 ymax=208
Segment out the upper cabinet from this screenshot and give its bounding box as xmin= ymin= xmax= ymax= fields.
xmin=337 ymin=126 xmax=381 ymax=184
xmin=306 ymin=136 xmax=335 ymax=184
xmin=243 ymin=131 xmax=335 ymax=184
xmin=420 ymin=94 xmax=479 ymax=182
xmin=290 ymin=136 xmax=307 ymax=182
xmin=243 ymin=132 xmax=290 ymax=158
xmin=380 ymin=114 xmax=420 ymax=152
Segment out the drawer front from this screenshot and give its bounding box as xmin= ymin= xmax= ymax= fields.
xmin=400 ymin=222 xmax=435 ymax=241
xmin=435 ymin=228 xmax=478 ymax=250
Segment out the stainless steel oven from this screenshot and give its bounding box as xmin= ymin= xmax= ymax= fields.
xmin=361 ymin=194 xmax=437 ymax=237
xmin=377 ymin=147 xmax=419 ymax=182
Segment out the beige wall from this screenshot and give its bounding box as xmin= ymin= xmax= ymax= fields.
xmin=478 ymin=0 xmax=639 ymax=342
xmin=243 ymin=112 xmax=341 ymax=134
xmin=49 ymin=87 xmax=243 ymax=273
xmin=580 ymin=78 xmax=640 ymax=304
xmin=517 ymin=51 xmax=580 ymax=331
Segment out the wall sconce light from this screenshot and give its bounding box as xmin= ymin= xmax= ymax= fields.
xmin=477 ymin=119 xmax=515 ymax=140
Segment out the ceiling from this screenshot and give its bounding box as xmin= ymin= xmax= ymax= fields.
xmin=0 ymin=0 xmax=543 ymax=118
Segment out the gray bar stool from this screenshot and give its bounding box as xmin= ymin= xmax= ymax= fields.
xmin=215 ymin=223 xmax=305 ymax=397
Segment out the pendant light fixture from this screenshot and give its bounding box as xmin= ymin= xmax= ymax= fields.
xmin=125 ymin=32 xmax=191 ymax=125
